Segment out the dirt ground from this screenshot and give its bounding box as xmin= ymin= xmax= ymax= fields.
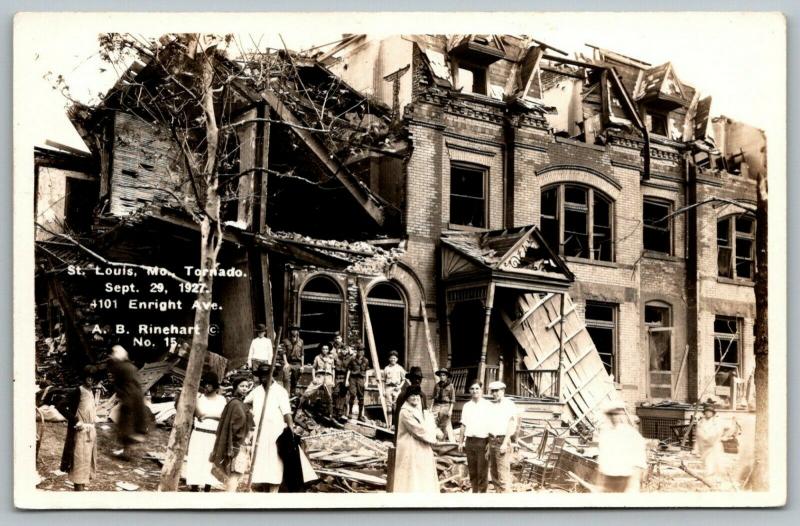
xmin=36 ymin=421 xmax=171 ymax=492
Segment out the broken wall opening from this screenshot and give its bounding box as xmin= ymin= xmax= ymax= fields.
xmin=365 ymin=282 xmax=407 ymax=366
xmin=299 ymin=275 xmax=345 ymax=362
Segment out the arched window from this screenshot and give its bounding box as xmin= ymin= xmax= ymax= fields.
xmin=299 ymin=275 xmax=344 ymax=361
xmin=540 ymin=184 xmax=613 ymax=261
xmin=645 ymin=301 xmax=673 ymax=399
xmin=365 ymin=282 xmax=407 ymax=367
xmin=718 ymin=214 xmax=755 ymax=279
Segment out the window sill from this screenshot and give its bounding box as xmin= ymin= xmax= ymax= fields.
xmin=641 ymin=250 xmax=683 ymax=262
xmin=716 ymin=276 xmax=755 ymax=287
xmin=564 ymin=256 xmax=618 ymax=269
xmin=446 ymin=223 xmax=488 ymax=233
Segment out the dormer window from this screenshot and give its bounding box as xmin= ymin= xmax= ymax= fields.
xmin=454 ymin=61 xmax=487 ymax=95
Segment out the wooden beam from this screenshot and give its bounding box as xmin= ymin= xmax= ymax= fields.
xmin=546 ymin=304 xmax=576 ymax=329
xmin=260 ymin=90 xmax=385 ymax=226
xmin=359 ymin=284 xmax=389 ymax=424
xmin=421 ymin=301 xmax=439 ymax=374
xmin=477 ymin=283 xmax=496 ymax=388
xmin=511 ymin=292 xmax=554 ymax=330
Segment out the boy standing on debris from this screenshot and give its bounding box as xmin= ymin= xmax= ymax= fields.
xmin=312 ymin=343 xmax=336 ymax=389
xmin=59 ymin=366 xmax=99 ymax=491
xmin=485 ymin=381 xmax=517 ymax=493
xmin=597 ymin=400 xmax=646 ymax=492
xmin=332 ymin=341 xmax=351 ymax=422
xmin=345 ymin=344 xmax=371 ymax=421
xmin=383 ymin=350 xmax=406 ymax=428
xmin=431 ymin=368 xmax=455 ymax=442
xmin=246 ymin=323 xmax=273 ymax=370
xmin=458 ymin=380 xmax=490 ymax=493
xmin=281 ymin=325 xmax=305 ymax=395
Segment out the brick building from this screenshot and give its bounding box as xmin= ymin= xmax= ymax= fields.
xmin=35 ymin=34 xmax=763 ymax=424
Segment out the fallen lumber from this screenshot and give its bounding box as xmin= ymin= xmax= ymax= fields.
xmin=315 ymin=468 xmax=386 ymax=487
xmin=567 ymin=471 xmax=599 ymax=493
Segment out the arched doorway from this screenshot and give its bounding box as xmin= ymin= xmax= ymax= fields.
xmin=299 ymin=275 xmax=344 ymax=362
xmin=365 ymin=282 xmax=407 ymax=368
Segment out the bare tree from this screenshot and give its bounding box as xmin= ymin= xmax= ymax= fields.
xmin=751 ymin=170 xmax=768 ymax=490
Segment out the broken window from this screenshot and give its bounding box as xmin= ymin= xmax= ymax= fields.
xmin=645 ymin=302 xmax=672 ymax=398
xmin=539 ymin=184 xmax=614 ymax=262
xmin=714 ymin=316 xmax=741 ymax=388
xmin=454 ymin=62 xmax=487 ymax=95
xmin=643 ymin=198 xmax=672 ymax=254
xmin=299 ymin=275 xmax=344 ymax=362
xmin=585 ymin=301 xmax=617 ymax=379
xmin=450 ymin=162 xmax=486 ymax=228
xmin=717 ymin=215 xmax=756 ymax=279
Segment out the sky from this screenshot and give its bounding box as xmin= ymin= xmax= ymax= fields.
xmin=22 ymin=12 xmax=785 ymax=152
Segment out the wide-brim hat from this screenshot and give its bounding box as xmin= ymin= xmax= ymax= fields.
xmin=254 ymin=323 xmax=267 ymax=333
xmin=406 ymin=366 xmax=424 ymax=379
xmin=702 ymin=399 xmax=717 ymax=414
xmin=435 ymin=368 xmax=450 ymax=377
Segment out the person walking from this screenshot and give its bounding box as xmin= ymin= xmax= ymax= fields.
xmin=185 ymin=372 xmax=227 ymax=492
xmin=485 ymin=381 xmax=517 ymax=493
xmin=210 ymin=375 xmax=254 ymax=492
xmin=596 ymin=400 xmax=647 ymax=492
xmin=392 ymin=385 xmax=440 ymax=493
xmin=246 ymin=323 xmax=273 ymax=370
xmin=694 ymin=400 xmax=729 ymax=478
xmin=457 ymin=379 xmax=490 ymax=492
xmin=107 ymin=345 xmax=148 ymax=460
xmin=431 ymin=368 xmax=455 ymax=442
xmin=59 ymin=366 xmax=99 ymax=491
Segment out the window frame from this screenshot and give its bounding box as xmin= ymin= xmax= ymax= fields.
xmin=713 ymin=315 xmax=742 ymax=388
xmin=642 ymin=197 xmax=674 ymax=255
xmin=717 ymin=214 xmax=756 ymax=281
xmin=449 ymin=161 xmax=488 ymax=229
xmin=584 ymin=301 xmax=618 ymax=380
xmin=540 ymin=183 xmax=615 ymax=262
xmin=451 ymin=59 xmax=488 ymax=96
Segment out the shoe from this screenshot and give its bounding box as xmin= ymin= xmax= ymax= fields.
xmin=358 ymin=415 xmax=366 ymax=422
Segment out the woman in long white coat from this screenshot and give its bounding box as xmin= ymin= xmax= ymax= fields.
xmin=246 ymin=364 xmax=316 ymax=492
xmin=185 ymin=372 xmax=227 ymax=491
xmin=392 ymin=386 xmax=440 ymax=493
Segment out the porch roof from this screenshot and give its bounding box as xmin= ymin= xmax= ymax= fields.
xmin=440 ymin=225 xmax=574 ymax=292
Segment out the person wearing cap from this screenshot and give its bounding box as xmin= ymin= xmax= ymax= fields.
xmin=382 ymin=351 xmax=406 ymax=428
xmin=58 ymin=365 xmax=99 ymax=491
xmin=332 ymin=339 xmax=351 ymax=422
xmin=694 ymin=400 xmax=730 ymax=478
xmin=281 ymin=325 xmax=305 ymax=395
xmin=485 ymin=380 xmax=517 ymax=493
xmin=295 ymin=369 xmax=340 ymax=429
xmin=185 ymin=372 xmax=227 ymax=492
xmin=393 ymin=366 xmax=428 ymax=438
xmin=597 ymin=400 xmax=646 ymax=492
xmin=312 ymin=343 xmax=336 ymax=389
xmin=431 ymin=368 xmax=455 ymax=442
xmin=392 ymin=385 xmax=440 ymax=493
xmin=107 ymin=345 xmax=148 ymax=460
xmin=247 ymin=323 xmax=273 ymax=370
xmin=245 ymin=364 xmax=317 ymax=492
xmin=345 ymin=345 xmax=372 ymax=421
xmin=458 ymin=379 xmax=490 ymax=492
xmin=210 ymin=375 xmax=254 ymax=492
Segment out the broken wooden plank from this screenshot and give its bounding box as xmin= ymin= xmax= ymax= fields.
xmin=421 ymin=301 xmax=439 ymax=374
xmin=511 ymin=293 xmax=554 ymax=330
xmin=315 ymin=468 xmax=386 ymax=487
xmin=359 ymin=284 xmax=389 ymax=424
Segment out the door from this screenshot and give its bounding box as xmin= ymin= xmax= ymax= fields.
xmin=648 ymin=328 xmax=672 ymax=398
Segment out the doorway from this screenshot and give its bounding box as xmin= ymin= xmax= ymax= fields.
xmin=299 ymin=275 xmax=344 ymax=363
xmin=365 ymin=282 xmax=407 ymax=368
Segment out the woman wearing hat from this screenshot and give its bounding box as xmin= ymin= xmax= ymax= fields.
xmin=247 ymin=323 xmax=273 ymax=370
xmin=393 ymin=366 xmax=428 ymax=436
xmin=58 ymin=365 xmax=100 ymax=491
xmin=694 ymin=400 xmax=729 ymax=478
xmin=185 ymin=372 xmax=227 ymax=492
xmin=210 ymin=375 xmax=254 ymax=492
xmin=392 ymin=385 xmax=440 ymax=493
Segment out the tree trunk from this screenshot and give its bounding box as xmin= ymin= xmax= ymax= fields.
xmin=159 ymin=40 xmax=222 ymax=491
xmin=751 ymin=170 xmax=768 ymax=490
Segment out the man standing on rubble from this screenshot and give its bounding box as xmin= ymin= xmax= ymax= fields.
xmin=458 ymin=379 xmax=490 ymax=493
xmin=431 ymin=368 xmax=455 ymax=442
xmin=312 ymin=343 xmax=336 ymax=389
xmin=332 ymin=340 xmax=351 ymax=422
xmin=107 ymin=345 xmax=148 ymax=461
xmin=597 ymin=400 xmax=647 ymax=492
xmin=246 ymin=323 xmax=273 ymax=370
xmin=383 ymin=350 xmax=406 ymax=428
xmin=345 ymin=344 xmax=371 ymax=421
xmin=281 ymin=325 xmax=304 ymax=395
xmin=485 ymin=381 xmax=517 ymax=493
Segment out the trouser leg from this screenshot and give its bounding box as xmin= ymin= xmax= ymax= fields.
xmin=225 ymin=473 xmax=241 ymax=492
xmin=489 ymin=439 xmax=511 ymax=493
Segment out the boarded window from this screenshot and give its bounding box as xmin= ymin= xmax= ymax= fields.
xmin=718 ymin=215 xmax=755 ymax=279
xmin=643 ymin=199 xmax=672 ymax=254
xmin=585 ymin=301 xmax=617 ymax=378
xmin=450 ymin=163 xmax=486 ymax=228
xmin=714 ymin=316 xmax=741 ymax=388
xmin=645 ymin=303 xmax=672 ymax=398
xmin=540 ymin=184 xmax=614 ymax=262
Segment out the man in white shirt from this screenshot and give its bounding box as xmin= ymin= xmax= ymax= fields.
xmin=457 ymin=379 xmax=490 ymax=492
xmin=382 ymin=350 xmax=406 ymax=428
xmin=485 ymin=381 xmax=517 ymax=493
xmin=246 ymin=323 xmax=273 ymax=370
xmin=597 ymin=400 xmax=647 ymax=492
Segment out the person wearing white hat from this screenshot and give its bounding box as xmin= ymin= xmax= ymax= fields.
xmin=596 ymin=400 xmax=646 ymax=492
xmin=485 ymin=380 xmax=517 ymax=492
